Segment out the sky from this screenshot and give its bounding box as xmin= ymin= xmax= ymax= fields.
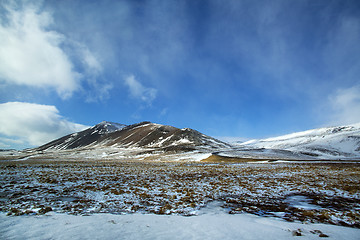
xmin=0 ymin=0 xmax=360 ymax=149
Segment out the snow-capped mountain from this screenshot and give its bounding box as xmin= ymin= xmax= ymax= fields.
xmin=37 ymin=121 xmax=229 ymax=152
xmin=235 ymin=123 xmax=360 ymax=159
xmin=31 ymin=121 xmax=360 ymax=160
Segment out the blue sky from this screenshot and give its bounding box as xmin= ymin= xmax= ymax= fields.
xmin=1 ymin=0 xmax=360 ymax=149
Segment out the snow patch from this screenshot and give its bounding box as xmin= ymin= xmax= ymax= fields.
xmin=285 ymin=195 xmax=322 ymax=210
xmin=174 ymin=138 xmax=192 ymax=145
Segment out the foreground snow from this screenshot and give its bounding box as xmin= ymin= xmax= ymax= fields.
xmin=1 ymin=207 xmax=359 ymax=240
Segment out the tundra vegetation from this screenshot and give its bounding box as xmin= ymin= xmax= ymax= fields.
xmin=0 ymin=159 xmax=359 ymax=228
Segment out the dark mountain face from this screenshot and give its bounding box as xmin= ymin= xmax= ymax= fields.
xmin=36 ymin=121 xmax=126 ymax=151
xmin=37 ymin=121 xmax=229 ymax=151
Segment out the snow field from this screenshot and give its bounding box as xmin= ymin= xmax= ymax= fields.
xmin=1 ymin=210 xmax=360 ymax=239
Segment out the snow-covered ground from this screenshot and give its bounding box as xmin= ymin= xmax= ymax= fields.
xmin=0 ymin=146 xmax=213 ymax=162
xmin=1 ymin=161 xmax=359 ymax=227
xmin=1 ymin=206 xmax=359 ymax=240
xmin=1 ymin=160 xmax=359 ymax=239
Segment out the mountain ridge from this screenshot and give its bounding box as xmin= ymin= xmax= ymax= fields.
xmin=2 ymin=121 xmax=360 ymax=162
xmin=36 ymin=121 xmax=229 ymax=152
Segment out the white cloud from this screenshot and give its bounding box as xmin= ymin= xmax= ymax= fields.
xmin=329 ymin=85 xmax=360 ymax=125
xmin=0 ymin=4 xmax=81 ymax=99
xmin=0 ymin=102 xmax=89 ymax=148
xmin=0 ymin=3 xmax=108 ymax=100
xmin=124 ymin=75 xmax=157 ymax=104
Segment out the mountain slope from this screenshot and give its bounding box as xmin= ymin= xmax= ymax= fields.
xmin=37 ymin=121 xmax=126 ymax=151
xmin=236 ymin=123 xmax=360 ymax=159
xmin=101 ymin=122 xmax=229 ymax=151
xmin=37 ymin=121 xmax=229 ymax=152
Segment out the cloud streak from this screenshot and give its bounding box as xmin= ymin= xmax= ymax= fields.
xmin=124 ymin=75 xmax=157 ymax=104
xmin=328 ymin=85 xmax=360 ymax=125
xmin=0 ymin=102 xmax=89 ymax=148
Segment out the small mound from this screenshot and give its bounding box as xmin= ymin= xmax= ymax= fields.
xmin=201 ymin=154 xmax=265 ymax=163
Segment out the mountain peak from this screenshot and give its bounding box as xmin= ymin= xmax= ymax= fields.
xmin=92 ymin=121 xmax=127 ymax=134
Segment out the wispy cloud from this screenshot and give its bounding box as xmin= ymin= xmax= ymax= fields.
xmin=0 ymin=136 xmax=23 ymax=148
xmin=76 ymin=43 xmax=113 ymax=102
xmin=0 ymin=102 xmax=89 ymax=148
xmin=124 ymin=75 xmax=157 ymax=104
xmin=328 ymin=85 xmax=360 ymax=125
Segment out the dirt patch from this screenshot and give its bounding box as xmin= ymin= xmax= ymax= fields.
xmin=202 ymin=154 xmax=268 ymax=163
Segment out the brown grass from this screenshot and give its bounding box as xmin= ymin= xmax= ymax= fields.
xmin=201 ymin=154 xmax=268 ymax=163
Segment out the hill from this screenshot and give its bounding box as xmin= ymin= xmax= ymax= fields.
xmin=222 ymin=123 xmax=360 ymax=160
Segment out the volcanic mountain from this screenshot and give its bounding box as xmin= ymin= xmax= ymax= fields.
xmin=37 ymin=121 xmax=230 ymax=152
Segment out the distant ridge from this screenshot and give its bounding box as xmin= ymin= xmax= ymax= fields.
xmin=231 ymin=123 xmax=360 ymax=160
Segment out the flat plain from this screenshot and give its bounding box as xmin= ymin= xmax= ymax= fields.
xmin=1 ymin=159 xmax=359 ymax=229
